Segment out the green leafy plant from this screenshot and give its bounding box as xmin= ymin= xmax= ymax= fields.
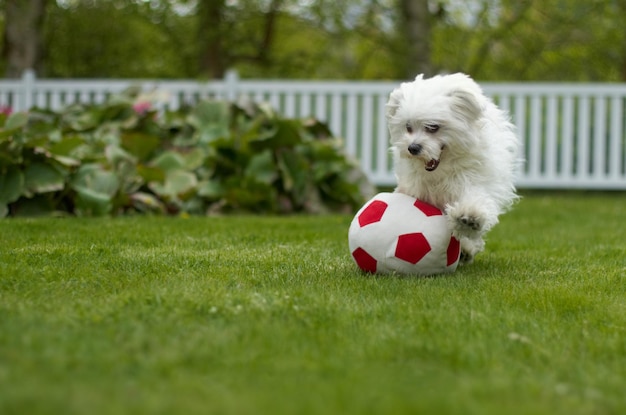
xmin=0 ymin=92 xmax=373 ymax=217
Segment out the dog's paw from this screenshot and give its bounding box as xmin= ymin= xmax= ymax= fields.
xmin=453 ymin=215 xmax=484 ymax=238
xmin=447 ymin=209 xmax=485 ymax=238
xmin=458 ymin=237 xmax=485 ymax=266
xmin=458 ymin=215 xmax=482 ymax=232
xmin=459 ymin=250 xmax=475 ymax=265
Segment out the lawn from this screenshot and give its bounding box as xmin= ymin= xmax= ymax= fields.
xmin=1 ymin=193 xmax=625 ymax=415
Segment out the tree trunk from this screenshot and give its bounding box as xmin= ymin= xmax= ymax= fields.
xmin=198 ymin=0 xmax=226 ymax=79
xmin=400 ymin=0 xmax=433 ymax=78
xmin=197 ymin=0 xmax=282 ymax=78
xmin=619 ymin=0 xmax=626 ymax=82
xmin=3 ymin=0 xmax=48 ymax=78
xmin=256 ymin=0 xmax=281 ymax=67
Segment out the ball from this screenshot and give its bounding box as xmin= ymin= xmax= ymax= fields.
xmin=348 ymin=192 xmax=461 ymax=276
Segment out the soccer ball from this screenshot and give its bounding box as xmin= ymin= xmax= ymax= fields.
xmin=348 ymin=192 xmax=461 ymax=275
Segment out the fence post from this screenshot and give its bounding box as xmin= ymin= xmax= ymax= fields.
xmin=224 ymin=69 xmax=239 ymax=101
xmin=21 ymin=69 xmax=36 ymax=111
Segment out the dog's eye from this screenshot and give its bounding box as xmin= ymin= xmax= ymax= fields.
xmin=424 ymin=124 xmax=440 ymax=133
xmin=405 ymin=123 xmax=414 ymax=134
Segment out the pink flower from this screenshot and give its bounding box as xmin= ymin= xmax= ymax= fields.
xmin=0 ymin=105 xmax=12 ymax=116
xmin=132 ymin=101 xmax=151 ymax=116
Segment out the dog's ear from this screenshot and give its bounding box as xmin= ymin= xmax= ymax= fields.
xmin=385 ymin=87 xmax=403 ymax=119
xmin=448 ymin=88 xmax=483 ymax=121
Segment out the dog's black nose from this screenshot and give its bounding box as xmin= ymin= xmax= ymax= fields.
xmin=408 ymin=143 xmax=422 ymax=156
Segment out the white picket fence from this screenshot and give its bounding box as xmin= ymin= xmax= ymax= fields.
xmin=1 ymin=70 xmax=626 ymax=189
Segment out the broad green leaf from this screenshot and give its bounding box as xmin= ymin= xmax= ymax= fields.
xmin=49 ymin=136 xmax=85 ymax=156
xmin=24 ymin=163 xmax=65 ymax=195
xmin=0 ymin=129 xmax=17 ymax=140
xmin=165 ymin=170 xmax=197 ymax=200
xmin=192 ymin=101 xmax=230 ymax=126
xmin=237 ymin=118 xmax=275 ymax=149
xmin=23 ymin=111 xmax=60 ymax=143
xmin=4 ymin=112 xmax=28 ymax=130
xmin=105 ymin=144 xmax=136 ymax=166
xmin=245 ymin=149 xmax=277 ymax=184
xmin=190 ymin=101 xmax=230 ymax=143
xmin=151 ymin=151 xmax=185 ymax=172
xmin=71 ymin=164 xmax=119 ymax=197
xmin=50 ymin=154 xmax=81 ymax=167
xmin=20 ymin=134 xmax=50 ymax=148
xmin=149 ymin=169 xmax=197 ymax=201
xmin=0 ymin=168 xmax=24 ymax=204
xmin=100 ymin=102 xmax=133 ymax=122
xmin=302 ymin=118 xmax=334 ymax=139
xmin=276 ymin=150 xmax=308 ymax=198
xmin=129 ymin=192 xmax=165 ymax=213
xmin=313 ymin=160 xmax=345 ymax=181
xmin=0 ymin=204 xmax=7 ymax=217
xmin=183 ymin=148 xmax=206 ymax=170
xmin=255 ymin=102 xmax=278 ymax=119
xmin=223 ymin=177 xmax=276 ymax=212
xmin=74 ymin=187 xmax=112 ymax=216
xmin=137 ymin=164 xmax=165 ymax=182
xmin=64 ymin=107 xmax=100 ymax=131
xmin=105 ymin=145 xmax=139 ymax=193
xmin=121 ymin=132 xmax=160 ymax=161
xmin=197 ymin=180 xmax=223 ymax=199
xmin=249 ymin=119 xmax=303 ymax=151
xmin=148 ymin=182 xmax=168 ymax=199
xmin=0 ymin=140 xmax=23 ymax=168
xmin=0 ymin=112 xmax=29 ymax=140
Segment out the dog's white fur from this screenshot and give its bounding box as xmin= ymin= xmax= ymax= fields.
xmin=386 ymin=73 xmax=520 ymax=264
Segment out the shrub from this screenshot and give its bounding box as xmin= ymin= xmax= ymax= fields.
xmin=0 ymin=91 xmax=373 ymax=217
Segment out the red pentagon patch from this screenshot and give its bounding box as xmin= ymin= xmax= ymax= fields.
xmin=352 ymin=247 xmax=377 ymax=273
xmin=413 ymin=199 xmax=442 ymax=217
xmin=447 ymin=236 xmax=461 ymax=266
xmin=358 ymin=200 xmax=388 ymax=227
xmin=395 ymin=232 xmax=431 ymax=264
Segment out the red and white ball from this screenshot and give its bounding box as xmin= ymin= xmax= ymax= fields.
xmin=348 ymin=192 xmax=461 ymax=276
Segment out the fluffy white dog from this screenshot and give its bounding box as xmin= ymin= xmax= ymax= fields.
xmin=385 ymin=73 xmax=520 ymax=264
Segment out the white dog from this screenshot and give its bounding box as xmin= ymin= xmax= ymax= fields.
xmin=385 ymin=73 xmax=520 ymax=264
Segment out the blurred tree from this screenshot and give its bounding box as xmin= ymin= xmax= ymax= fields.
xmin=44 ymin=0 xmax=196 ymax=77
xmin=194 ymin=0 xmax=404 ymax=79
xmin=197 ymin=0 xmax=225 ymax=79
xmin=432 ymin=0 xmax=626 ymax=81
xmin=619 ymin=0 xmax=626 ymax=80
xmin=2 ymin=0 xmax=48 ymax=77
xmin=399 ymin=0 xmax=435 ymax=77
xmin=2 ymin=0 xmax=626 ymax=81
xmin=198 ymin=0 xmax=282 ymax=78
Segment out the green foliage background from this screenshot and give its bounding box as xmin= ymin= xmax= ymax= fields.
xmin=2 ymin=0 xmax=625 ymax=81
xmin=0 ymin=91 xmax=372 ymax=217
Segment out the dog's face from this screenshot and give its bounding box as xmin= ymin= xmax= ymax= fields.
xmin=386 ymin=73 xmax=485 ymax=172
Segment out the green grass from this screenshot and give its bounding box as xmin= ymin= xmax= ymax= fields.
xmin=1 ymin=193 xmax=625 ymax=415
